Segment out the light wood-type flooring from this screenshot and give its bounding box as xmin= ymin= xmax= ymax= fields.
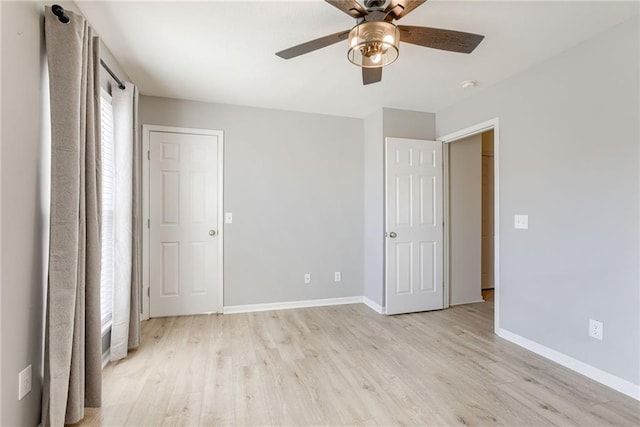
xmin=76 ymin=302 xmax=639 ymax=426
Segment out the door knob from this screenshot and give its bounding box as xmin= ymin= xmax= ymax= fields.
xmin=209 ymin=230 xmax=216 ymax=236
xmin=389 ymin=232 xmax=397 ymax=238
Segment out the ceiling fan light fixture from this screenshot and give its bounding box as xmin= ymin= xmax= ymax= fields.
xmin=347 ymin=21 xmax=400 ymax=68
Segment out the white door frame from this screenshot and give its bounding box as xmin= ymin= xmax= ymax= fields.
xmin=142 ymin=124 xmax=224 ymax=320
xmin=439 ymin=118 xmax=500 ymax=333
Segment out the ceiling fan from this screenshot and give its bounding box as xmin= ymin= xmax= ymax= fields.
xmin=276 ymin=0 xmax=484 ymax=85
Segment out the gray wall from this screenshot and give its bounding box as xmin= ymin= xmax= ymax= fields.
xmin=0 ymin=2 xmax=48 ymax=425
xmin=362 ymin=108 xmax=436 ymax=307
xmin=363 ymin=110 xmax=384 ymax=306
xmin=2 ymin=2 xmax=48 ymax=424
xmin=140 ymin=97 xmax=364 ymax=306
xmin=437 ymin=16 xmax=639 ymax=386
xmin=449 ymin=134 xmax=482 ymax=305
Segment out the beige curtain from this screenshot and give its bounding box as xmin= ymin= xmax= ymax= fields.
xmin=110 ymin=83 xmax=141 ymax=360
xmin=129 ymin=86 xmax=141 ymax=349
xmin=42 ymin=7 xmax=102 ymax=426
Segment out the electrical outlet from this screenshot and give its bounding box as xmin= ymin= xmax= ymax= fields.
xmin=304 ymin=273 xmax=311 ymax=284
xmin=334 ymin=272 xmax=341 ymax=282
xmin=589 ymin=319 xmax=603 ymax=340
xmin=18 ymin=365 xmax=32 ymax=400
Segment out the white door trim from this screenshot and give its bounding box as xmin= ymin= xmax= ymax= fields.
xmin=438 ymin=118 xmax=500 ymax=333
xmin=442 ymin=142 xmax=450 ymax=309
xmin=142 ymin=124 xmax=224 ymax=320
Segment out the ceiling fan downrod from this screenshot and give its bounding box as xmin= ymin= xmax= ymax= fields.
xmin=363 ymin=0 xmax=386 ymax=10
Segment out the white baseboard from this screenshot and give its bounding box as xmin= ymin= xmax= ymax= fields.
xmin=498 ymin=328 xmax=640 ymax=401
xmin=223 ymin=296 xmax=363 ymax=314
xmin=450 ymin=298 xmax=485 ymax=306
xmin=362 ymin=296 xmax=385 ymax=314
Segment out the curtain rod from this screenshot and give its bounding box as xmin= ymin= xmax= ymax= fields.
xmin=51 ymin=4 xmax=126 ymax=90
xmin=100 ymin=59 xmax=126 ymax=90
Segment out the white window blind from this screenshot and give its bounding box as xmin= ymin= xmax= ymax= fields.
xmin=100 ymin=91 xmax=115 ymax=330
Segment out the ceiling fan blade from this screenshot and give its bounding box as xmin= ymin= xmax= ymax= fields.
xmin=398 ymin=25 xmax=484 ymax=54
xmin=276 ymin=30 xmax=350 ymax=59
xmin=325 ymin=0 xmax=368 ymax=18
xmin=385 ymin=0 xmax=427 ymax=20
xmin=362 ymin=67 xmax=382 ymax=85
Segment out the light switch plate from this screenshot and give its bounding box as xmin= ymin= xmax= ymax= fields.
xmin=225 ymin=212 xmax=233 ymax=224
xmin=514 ymin=214 xmax=528 ymax=229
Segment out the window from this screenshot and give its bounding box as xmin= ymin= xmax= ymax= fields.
xmin=100 ymin=90 xmax=115 ymax=331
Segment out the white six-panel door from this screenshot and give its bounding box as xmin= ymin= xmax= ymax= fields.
xmin=149 ymin=130 xmax=220 ymax=317
xmin=385 ymin=138 xmax=443 ymax=315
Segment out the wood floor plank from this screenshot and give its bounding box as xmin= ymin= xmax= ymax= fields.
xmin=79 ymin=301 xmax=639 ymax=426
xmin=199 ymin=355 xmax=234 ymax=426
xmin=162 ymin=392 xmax=202 ymax=427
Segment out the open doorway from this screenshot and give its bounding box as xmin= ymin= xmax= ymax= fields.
xmin=441 ymin=119 xmax=499 ymax=332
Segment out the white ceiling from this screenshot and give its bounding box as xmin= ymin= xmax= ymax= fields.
xmin=75 ymin=1 xmax=638 ymax=118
